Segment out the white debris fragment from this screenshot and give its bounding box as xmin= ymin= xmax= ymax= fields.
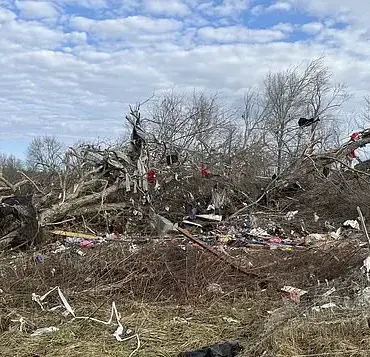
xmin=343 ymin=220 xmax=360 ymax=230
xmin=322 ymin=287 xmax=336 ymax=297
xmin=330 ymin=228 xmax=342 ymax=240
xmin=32 ymin=286 xmax=139 ymax=346
xmin=249 ymin=228 xmax=269 ymax=237
xmin=31 ymin=327 xmax=59 ymax=336
xmin=312 ymin=303 xmax=337 ymax=312
xmin=222 ymin=317 xmax=240 ymax=324
xmin=285 ymin=211 xmax=298 ymax=221
xmin=153 ymin=215 xmax=176 ymax=235
xmin=52 ymin=243 xmax=68 ymax=254
xmin=356 ymin=286 xmax=370 ymax=306
xmin=362 ymin=256 xmax=370 ymax=281
xmin=182 ymin=220 xmax=203 ymax=228
xmin=172 ymin=317 xmax=191 ymax=325
xmin=207 ymin=283 xmax=224 ymax=294
xmin=320 ymin=302 xmax=337 ymax=309
xmin=196 ymin=214 xmax=223 ymax=222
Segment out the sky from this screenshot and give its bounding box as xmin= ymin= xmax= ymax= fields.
xmin=0 ymin=0 xmax=370 ymax=158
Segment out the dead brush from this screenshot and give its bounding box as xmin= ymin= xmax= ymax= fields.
xmin=0 ymin=240 xmax=366 ymax=306
xmin=0 ymin=241 xmax=368 ymax=357
xmin=252 ymin=309 xmax=370 ymax=357
xmin=0 ymin=243 xmax=262 ymax=306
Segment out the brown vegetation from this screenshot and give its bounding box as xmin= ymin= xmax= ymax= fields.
xmin=0 ymin=57 xmax=370 ymax=356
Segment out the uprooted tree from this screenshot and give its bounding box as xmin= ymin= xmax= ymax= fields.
xmin=0 ymin=57 xmax=368 ymax=249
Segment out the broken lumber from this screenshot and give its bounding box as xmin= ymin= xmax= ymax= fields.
xmin=176 ymin=227 xmax=262 ymax=278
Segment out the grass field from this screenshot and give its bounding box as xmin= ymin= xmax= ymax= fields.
xmin=0 ymin=241 xmax=370 ymax=356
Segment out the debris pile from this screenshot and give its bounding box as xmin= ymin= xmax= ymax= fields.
xmin=0 ymin=106 xmax=369 ymax=251
xmin=1 ymin=107 xmax=370 ymax=356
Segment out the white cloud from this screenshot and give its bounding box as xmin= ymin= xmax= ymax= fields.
xmin=0 ymin=1 xmax=368 ymax=153
xmin=250 ymin=5 xmax=263 ymax=16
xmin=3 ymin=21 xmax=66 ymax=49
xmin=15 ymin=1 xmax=59 ymax=19
xmin=69 ymin=16 xmax=182 ymax=39
xmin=272 ymin=22 xmax=294 ymax=33
xmin=0 ymin=7 xmax=16 ymax=22
xmin=266 ymin=2 xmax=292 ymax=12
xmin=282 ymin=0 xmax=368 ymax=25
xmin=53 ymin=0 xmax=108 ymax=8
xmin=250 ymin=2 xmax=291 ymax=16
xmin=144 ymin=0 xmax=190 ymax=17
xmin=301 ymin=22 xmax=324 ymax=34
xmin=204 ymin=0 xmax=251 ymax=17
xmin=197 ymin=25 xmax=288 ymax=43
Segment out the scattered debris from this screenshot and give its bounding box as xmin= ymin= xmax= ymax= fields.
xmin=176 ymin=227 xmax=262 ymax=278
xmin=249 ymin=228 xmax=270 ymax=238
xmin=173 ymin=317 xmax=191 ymax=325
xmin=51 ymin=230 xmax=98 ymax=240
xmin=222 ymin=317 xmax=240 ymax=324
xmin=343 ymin=220 xmax=360 ymax=230
xmin=31 ymin=327 xmax=59 ymax=337
xmin=196 ymin=214 xmax=223 ymax=222
xmin=207 ymin=283 xmax=224 ymax=295
xmin=281 ymin=286 xmax=308 ymax=303
xmin=305 ymin=233 xmax=327 ymax=245
xmin=361 ymin=256 xmax=370 ymax=281
xmin=285 ymin=210 xmax=298 ymax=221
xmin=153 ymin=215 xmax=178 ymax=236
xmin=356 ymin=287 xmax=370 ymax=306
xmin=330 ymin=228 xmax=342 ymax=240
xmin=312 ymin=303 xmax=337 ymax=312
xmin=2 ymin=104 xmax=370 ymax=357
xmin=179 ymin=340 xmax=244 ymax=357
xmin=357 ymin=206 xmax=370 ymax=247
xmin=182 ymin=220 xmax=203 ymax=228
xmin=51 ymin=242 xmax=68 ymax=254
xmin=31 ymin=286 xmax=140 ymax=355
xmin=322 ymin=287 xmax=336 ymax=297
xmin=320 ymin=302 xmax=337 ymax=309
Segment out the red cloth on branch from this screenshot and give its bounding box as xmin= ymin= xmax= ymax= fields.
xmin=349 ymin=132 xmax=361 ymax=159
xmin=200 ymin=164 xmax=209 ymax=178
xmin=147 ymin=169 xmax=156 ymax=184
xmin=350 ymin=131 xmax=361 ymax=141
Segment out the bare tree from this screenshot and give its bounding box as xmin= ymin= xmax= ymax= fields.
xmin=0 ymin=154 xmax=22 ymax=170
xmin=0 ymin=154 xmax=23 ymax=183
xmin=260 ymin=57 xmax=347 ymax=175
xmin=145 ymin=90 xmax=235 ymax=163
xmin=26 ymin=136 xmax=64 ymax=171
xmin=240 ymin=90 xmax=267 ymax=149
xmin=360 ymin=94 xmax=370 ymax=128
xmin=301 ymin=62 xmax=349 ymax=154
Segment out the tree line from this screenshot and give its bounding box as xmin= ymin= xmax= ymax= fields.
xmin=2 ymin=57 xmax=368 ymax=182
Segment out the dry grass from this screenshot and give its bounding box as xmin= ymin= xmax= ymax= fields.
xmin=0 ymin=240 xmax=370 ymax=356
xmin=261 ymin=310 xmax=370 ymax=357
xmin=0 ymin=296 xmax=272 ymax=357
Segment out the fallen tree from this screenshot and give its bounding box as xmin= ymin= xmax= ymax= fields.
xmin=0 ymin=195 xmax=42 ymax=249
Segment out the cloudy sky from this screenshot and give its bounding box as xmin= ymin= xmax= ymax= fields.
xmin=0 ymin=0 xmax=369 ymax=157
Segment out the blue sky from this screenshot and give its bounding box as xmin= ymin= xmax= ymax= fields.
xmin=0 ymin=0 xmax=369 ymax=158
